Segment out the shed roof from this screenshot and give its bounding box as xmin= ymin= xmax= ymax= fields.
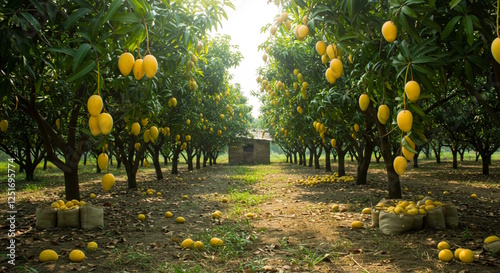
xmin=241 ymin=129 xmax=273 ymax=141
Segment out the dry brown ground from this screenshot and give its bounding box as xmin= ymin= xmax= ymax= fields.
xmin=0 ymin=159 xmax=499 ymax=273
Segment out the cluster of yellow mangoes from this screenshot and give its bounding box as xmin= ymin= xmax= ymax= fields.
xmin=39 ymin=242 xmax=97 ymax=263
xmin=87 ymin=95 xmax=113 ymax=137
xmin=295 ymin=173 xmax=354 ymax=186
xmin=142 ymin=188 xmax=161 ymax=197
xmin=180 ymin=237 xmax=223 ymax=250
xmin=50 ymin=199 xmax=86 ymax=211
xmin=436 ymin=240 xmax=476 ymax=263
xmin=118 ymin=52 xmax=157 ymax=80
xmin=375 ymin=198 xmax=447 ymax=215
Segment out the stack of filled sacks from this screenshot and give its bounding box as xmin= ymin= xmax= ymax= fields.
xmin=371 ymin=197 xmax=459 ymax=235
xmin=35 ymin=199 xmax=104 ymax=230
xmin=484 ymin=235 xmax=500 ymax=256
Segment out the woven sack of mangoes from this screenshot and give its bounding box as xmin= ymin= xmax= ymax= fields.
xmin=372 ymin=197 xmax=459 ymax=235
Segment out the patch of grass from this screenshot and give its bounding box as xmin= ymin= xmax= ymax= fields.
xmin=228 ymin=187 xmax=271 ymax=207
xmin=278 ymin=238 xmax=330 ymax=268
xmin=226 ymin=202 xmax=262 ymax=218
xmin=153 ymin=262 xmax=205 ymax=273
xmin=229 ymin=165 xmax=282 ymax=185
xmin=239 ymin=256 xmax=269 ymax=272
xmin=194 ymin=220 xmax=258 ymax=263
xmin=108 ymin=247 xmax=154 ymax=270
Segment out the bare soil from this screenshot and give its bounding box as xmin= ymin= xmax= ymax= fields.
xmin=0 ymin=159 xmax=499 ymax=273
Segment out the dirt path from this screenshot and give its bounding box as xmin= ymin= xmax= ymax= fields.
xmin=245 ymin=161 xmax=500 ymax=272
xmin=0 ymin=160 xmax=499 ymax=272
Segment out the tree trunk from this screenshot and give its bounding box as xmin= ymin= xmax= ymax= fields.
xmin=356 ymin=140 xmax=374 ymax=185
xmin=25 ymin=168 xmax=34 ymax=182
xmin=153 ymin=149 xmax=163 ymax=180
xmin=336 ymin=140 xmax=347 ymax=176
xmin=432 ymin=142 xmax=442 ymax=164
xmin=172 ymin=150 xmax=179 ymax=174
xmin=367 ymin=104 xmax=401 ymax=198
xmin=314 ymin=146 xmax=322 ymax=169
xmin=64 ymin=168 xmax=80 ymax=201
xmin=294 ymin=152 xmax=297 ymax=164
xmin=459 ymin=150 xmax=465 ymax=161
xmin=325 ymin=146 xmax=331 ymax=172
xmin=43 ymin=157 xmax=48 ymax=170
xmin=83 ymin=152 xmax=87 ymax=165
xmin=196 ymin=150 xmax=201 ymax=169
xmin=338 ymin=151 xmax=346 ymax=176
xmin=481 ymin=153 xmax=489 ymax=175
xmin=187 ymin=152 xmax=194 ymax=171
xmin=452 ymin=145 xmax=458 ymax=170
xmin=413 ymin=152 xmax=419 ymax=168
xmin=126 ymin=166 xmax=137 ymax=189
xmin=96 ymin=161 xmax=101 ymax=173
xmin=308 ymin=148 xmax=313 ymax=167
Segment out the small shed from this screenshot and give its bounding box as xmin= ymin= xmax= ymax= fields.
xmin=228 ymin=130 xmax=272 ymax=164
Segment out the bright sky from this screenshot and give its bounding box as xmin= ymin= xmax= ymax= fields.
xmin=214 ymin=0 xmax=280 ymax=118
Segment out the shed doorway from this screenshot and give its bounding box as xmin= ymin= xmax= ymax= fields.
xmin=243 ymin=143 xmax=254 ymax=163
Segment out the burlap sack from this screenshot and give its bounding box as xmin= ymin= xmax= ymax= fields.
xmin=417 ymin=196 xmax=434 ymax=207
xmin=377 ymin=198 xmax=395 ymax=207
xmin=484 ymin=241 xmax=500 ymax=256
xmin=372 ymin=199 xmax=395 ymax=227
xmin=36 ymin=205 xmax=57 ymax=229
xmin=443 ymin=203 xmax=459 ymax=228
xmin=424 ymin=206 xmax=446 ymax=230
xmin=80 ymin=205 xmax=104 ymax=230
xmin=412 ymin=215 xmax=425 ymax=230
xmin=371 ymin=209 xmax=381 ymax=227
xmin=378 ymin=211 xmax=414 ymax=235
xmin=57 ymin=207 xmax=80 ymax=228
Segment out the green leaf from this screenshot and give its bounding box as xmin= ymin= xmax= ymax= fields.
xmin=348 ymin=0 xmax=354 ymax=19
xmin=89 ymin=11 xmax=104 ymax=42
xmin=73 ymin=43 xmax=91 ymax=71
xmin=104 ymin=0 xmax=125 ymax=23
xmin=464 ymin=60 xmax=473 ymax=83
xmin=111 ymin=13 xmax=142 ymax=23
xmin=402 ymin=137 xmax=417 ymax=154
xmin=440 ymin=16 xmax=460 ymax=40
xmin=413 ymin=128 xmax=428 ymax=142
xmin=450 ymin=0 xmax=462 ymax=9
xmin=114 ymin=23 xmax=143 ymax=35
xmin=47 ymin=47 xmax=76 ymax=56
xmin=401 ymin=6 xmax=418 ymax=19
xmin=463 ymin=16 xmax=474 ymax=46
xmin=399 ymin=14 xmax=421 ymax=43
xmin=67 ymin=60 xmax=95 ymax=83
xmin=183 ymin=26 xmax=191 ymax=47
xmin=408 ymin=103 xmax=425 ymax=117
xmin=64 ymin=8 xmax=92 ymax=29
xmin=127 ymin=0 xmax=147 ymax=18
xmin=412 ymin=56 xmax=436 ymax=64
xmin=20 ymin=12 xmax=41 ymax=32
